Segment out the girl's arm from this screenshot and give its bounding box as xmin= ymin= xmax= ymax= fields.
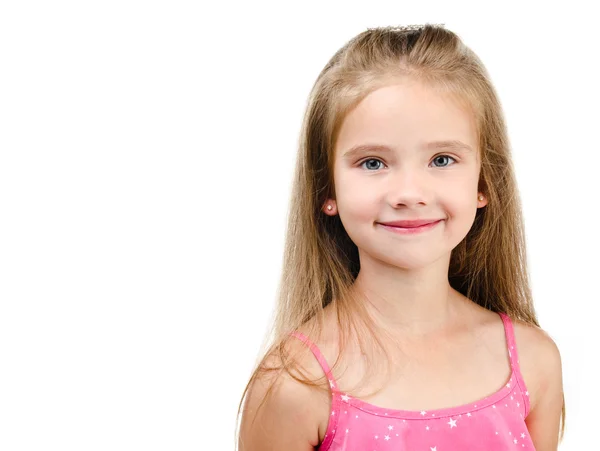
xmin=238 ymin=353 xmax=323 ymax=451
xmin=524 ymin=330 xmax=564 ymax=450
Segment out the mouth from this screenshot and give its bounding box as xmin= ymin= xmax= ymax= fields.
xmin=377 ymin=219 xmax=443 ymax=235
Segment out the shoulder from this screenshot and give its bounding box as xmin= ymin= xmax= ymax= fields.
xmin=511 ymin=318 xmax=563 ymax=413
xmin=512 ymin=317 xmax=564 ymax=447
xmin=238 ymin=335 xmax=332 ymax=451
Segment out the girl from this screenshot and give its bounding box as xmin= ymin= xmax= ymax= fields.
xmin=236 ymin=24 xmax=565 ymax=450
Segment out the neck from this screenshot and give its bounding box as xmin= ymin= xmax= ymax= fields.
xmin=350 ymin=262 xmax=467 ymax=339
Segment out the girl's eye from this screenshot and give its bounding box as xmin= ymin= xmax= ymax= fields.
xmin=431 ymin=154 xmax=457 ymax=168
xmin=359 ymin=158 xmax=385 ymax=171
xmin=358 ymin=155 xmax=457 ymax=171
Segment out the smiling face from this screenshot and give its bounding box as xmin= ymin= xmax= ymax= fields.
xmin=324 ymin=78 xmax=488 ymax=270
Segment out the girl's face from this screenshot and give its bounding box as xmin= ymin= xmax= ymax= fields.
xmin=326 ymin=79 xmax=487 ymax=269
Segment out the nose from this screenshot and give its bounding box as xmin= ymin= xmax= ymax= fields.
xmin=386 ymin=166 xmax=432 ymax=207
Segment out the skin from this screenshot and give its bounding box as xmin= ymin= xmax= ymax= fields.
xmin=238 ymin=77 xmax=563 ymax=451
xmin=319 ymin=77 xmax=563 ymax=449
xmin=324 ymin=77 xmax=487 ymax=338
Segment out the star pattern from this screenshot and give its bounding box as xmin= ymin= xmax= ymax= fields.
xmin=291 ymin=313 xmax=533 ymax=449
xmin=319 ymin=373 xmax=533 ymax=449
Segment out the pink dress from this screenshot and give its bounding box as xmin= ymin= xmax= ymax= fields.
xmin=290 ymin=312 xmax=535 ymax=450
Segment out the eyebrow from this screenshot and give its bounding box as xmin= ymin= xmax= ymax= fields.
xmin=342 ymin=140 xmax=474 ymax=159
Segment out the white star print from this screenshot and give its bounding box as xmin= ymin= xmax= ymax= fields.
xmin=448 ymin=418 xmax=457 ymax=428
xmin=466 ymin=412 xmax=472 ymax=417
xmin=521 ymin=433 xmax=526 ymax=438
xmin=431 ymin=447 xmax=437 ymax=451
xmin=525 ymin=391 xmax=529 ymax=396
xmin=517 ymin=402 xmax=520 ymax=407
xmin=329 ymin=380 xmax=335 ymax=388
xmin=374 ymin=435 xmax=378 ymax=439
xmin=384 ymin=435 xmax=390 ymax=441
xmin=345 ymin=429 xmax=349 ymax=434
xmin=507 ymin=382 xmax=511 ymax=388
xmin=387 ymin=425 xmax=393 ymax=430
xmin=426 ymin=426 xmax=430 ymax=430
xmin=341 ymin=394 xmax=351 ymax=402
xmin=420 ymin=410 xmax=427 ymax=416
xmin=514 ymin=439 xmax=518 ymax=444
xmin=492 ymin=405 xmax=496 ymax=409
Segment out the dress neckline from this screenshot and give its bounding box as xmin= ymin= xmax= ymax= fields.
xmin=337 ymin=368 xmax=517 ymax=420
xmin=331 ymin=311 xmax=519 ymax=420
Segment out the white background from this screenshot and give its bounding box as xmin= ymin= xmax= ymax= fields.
xmin=1 ymin=1 xmax=598 ymax=450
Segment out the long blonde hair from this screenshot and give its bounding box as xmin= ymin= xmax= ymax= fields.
xmin=235 ymin=23 xmax=565 ymax=446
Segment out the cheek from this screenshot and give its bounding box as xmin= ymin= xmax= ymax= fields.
xmin=442 ymin=178 xmax=478 ymax=207
xmin=336 ymin=177 xmax=378 ymax=219
xmin=442 ymin=192 xmax=478 ymax=233
xmin=339 ymin=197 xmax=377 ymax=226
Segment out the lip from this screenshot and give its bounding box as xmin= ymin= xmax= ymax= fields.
xmin=379 ymin=219 xmax=443 ymax=228
xmin=378 ymin=219 xmax=443 ymax=235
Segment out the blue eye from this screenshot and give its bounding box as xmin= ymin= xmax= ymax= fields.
xmin=360 ymin=158 xmax=385 ymax=171
xmin=358 ymin=155 xmax=457 ymax=171
xmin=431 ymin=155 xmax=457 ymax=167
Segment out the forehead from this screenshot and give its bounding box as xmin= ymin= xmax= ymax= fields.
xmin=334 ymin=80 xmax=478 ymax=157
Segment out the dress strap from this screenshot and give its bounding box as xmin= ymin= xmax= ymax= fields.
xmin=289 ymin=331 xmax=341 ymax=450
xmin=498 ymin=312 xmax=531 ymax=418
xmin=289 ymin=331 xmax=340 ymax=392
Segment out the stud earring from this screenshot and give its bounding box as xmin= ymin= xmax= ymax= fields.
xmin=478 ymin=195 xmax=484 ymax=201
xmin=327 ymin=205 xmax=333 ymax=211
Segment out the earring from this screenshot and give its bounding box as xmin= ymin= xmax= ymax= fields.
xmin=327 ymin=205 xmax=333 ymax=211
xmin=478 ymin=195 xmax=484 ymax=201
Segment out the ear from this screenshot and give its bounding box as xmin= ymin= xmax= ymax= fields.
xmin=322 ymin=200 xmax=337 ymax=215
xmin=478 ymin=193 xmax=488 ymax=208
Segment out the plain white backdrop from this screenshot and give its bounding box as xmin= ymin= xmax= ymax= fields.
xmin=0 ymin=1 xmax=598 ymax=449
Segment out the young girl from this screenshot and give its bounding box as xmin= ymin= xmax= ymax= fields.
xmin=236 ymin=24 xmax=565 ymax=450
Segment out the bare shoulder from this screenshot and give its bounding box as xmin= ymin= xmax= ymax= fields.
xmin=512 ymin=317 xmax=564 ymax=448
xmin=511 ymin=318 xmax=563 ymax=412
xmin=238 ymin=334 xmax=332 ymax=451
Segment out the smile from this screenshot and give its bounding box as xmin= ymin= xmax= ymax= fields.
xmin=377 ymin=219 xmax=443 ymax=235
